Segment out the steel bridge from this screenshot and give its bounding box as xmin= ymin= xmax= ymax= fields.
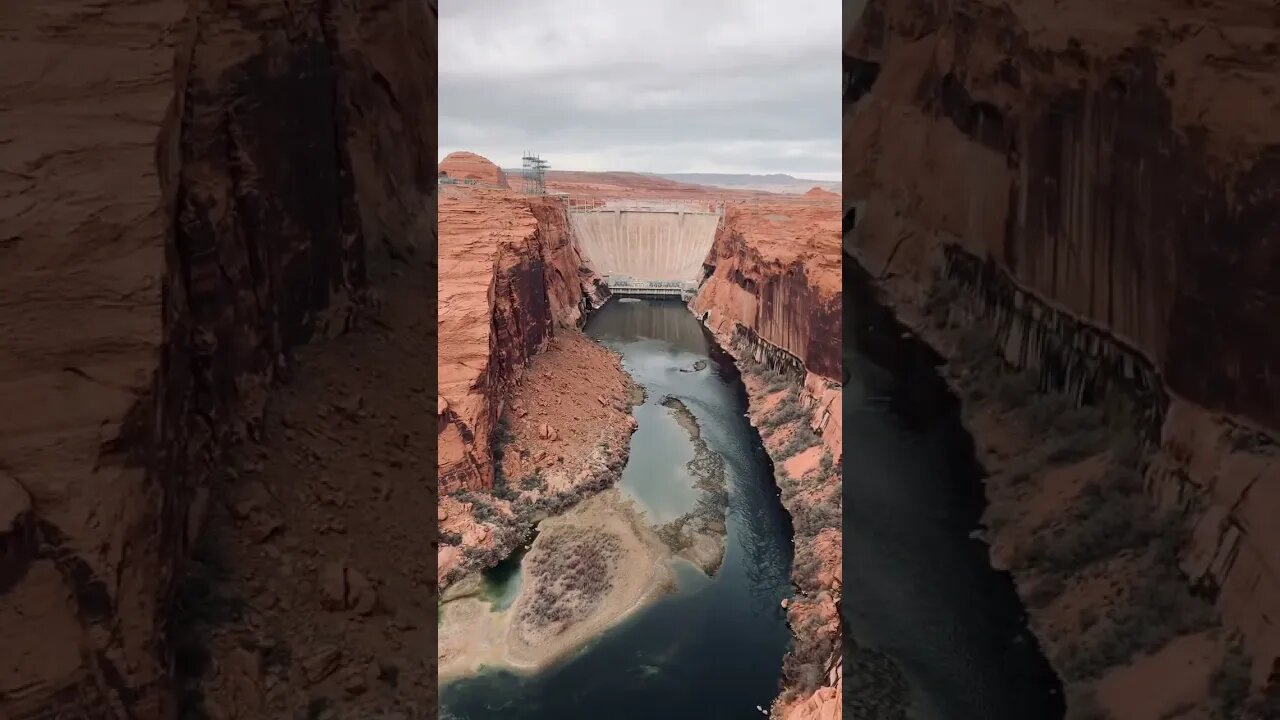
xmin=604 ymin=277 xmax=699 ymax=300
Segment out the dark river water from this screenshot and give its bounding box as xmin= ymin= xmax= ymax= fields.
xmin=842 ymin=265 xmax=1064 ymax=719
xmin=440 ymin=298 xmax=794 ymax=719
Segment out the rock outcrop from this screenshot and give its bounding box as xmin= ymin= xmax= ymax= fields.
xmin=688 ymin=197 xmax=844 ymax=718
xmin=439 ymin=150 xmax=510 ymax=188
xmin=846 ymin=0 xmax=1280 ymax=709
xmin=804 ymin=187 xmax=839 ymax=199
xmin=436 ymin=182 xmax=598 ymax=495
xmin=0 ymin=1 xmax=436 ymax=717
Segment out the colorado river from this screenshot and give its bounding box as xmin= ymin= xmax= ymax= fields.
xmin=439 ymin=299 xmax=795 ymax=719
xmin=842 ymin=265 xmax=1064 ymax=719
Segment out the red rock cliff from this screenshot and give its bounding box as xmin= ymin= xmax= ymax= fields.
xmin=689 ymin=198 xmax=844 ymax=718
xmin=0 ymin=1 xmax=436 ymax=717
xmin=437 ymin=184 xmax=595 ymax=495
xmin=847 ymin=0 xmax=1280 ymax=700
xmin=439 ymin=150 xmax=510 ymax=188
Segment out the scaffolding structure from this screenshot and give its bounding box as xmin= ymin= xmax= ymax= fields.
xmin=521 ymin=152 xmax=549 ymax=195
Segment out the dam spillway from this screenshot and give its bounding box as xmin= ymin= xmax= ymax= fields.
xmin=569 ymin=201 xmax=722 ymax=298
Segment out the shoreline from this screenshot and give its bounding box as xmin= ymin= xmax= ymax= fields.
xmin=685 ymin=303 xmax=844 ymax=719
xmin=654 ymin=396 xmax=729 ymax=575
xmin=438 ymin=489 xmax=675 ymax=683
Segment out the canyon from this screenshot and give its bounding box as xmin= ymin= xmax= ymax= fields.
xmin=435 ymin=151 xmax=842 ymax=718
xmin=1 ymin=1 xmax=436 ymax=718
xmin=846 ymin=0 xmax=1279 ymax=717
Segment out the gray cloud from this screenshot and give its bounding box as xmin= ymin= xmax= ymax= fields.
xmin=439 ymin=0 xmax=841 ymax=181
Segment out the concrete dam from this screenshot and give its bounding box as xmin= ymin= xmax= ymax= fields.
xmin=569 ymin=201 xmax=722 ymax=298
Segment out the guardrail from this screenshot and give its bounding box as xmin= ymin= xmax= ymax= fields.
xmin=605 ymin=278 xmax=699 ymax=300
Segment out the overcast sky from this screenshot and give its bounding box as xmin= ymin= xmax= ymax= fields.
xmin=438 ymin=0 xmax=841 ymax=181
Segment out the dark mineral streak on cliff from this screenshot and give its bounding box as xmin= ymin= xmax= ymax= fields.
xmin=0 ymin=2 xmax=436 ymax=717
xmin=846 ymin=0 xmax=1280 ymax=704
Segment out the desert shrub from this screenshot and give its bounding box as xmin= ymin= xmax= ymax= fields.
xmin=759 ymin=363 xmax=791 ymax=392
xmin=518 ymin=530 xmax=624 ymax=633
xmin=793 ymin=502 xmax=840 ymax=538
xmin=520 ymin=469 xmax=544 ymax=491
xmin=819 ymin=450 xmax=835 ymax=475
xmin=656 ymin=518 xmax=693 ymax=553
xmin=781 ymin=612 xmax=835 ymax=696
xmin=791 ymin=547 xmax=824 ymax=592
xmin=1054 ymin=553 xmax=1212 ymax=681
xmin=1045 ymin=428 xmax=1109 ymax=466
xmin=1013 ymin=467 xmax=1160 ymax=575
xmin=779 ymin=425 xmax=820 ymax=460
xmin=470 ymin=500 xmax=501 ymax=524
xmin=440 ymin=531 xmax=463 ymax=545
xmin=763 ymin=391 xmax=807 ymax=429
xmin=1211 ymin=637 xmax=1252 ymax=720
xmin=491 ymin=416 xmax=514 ymax=457
xmin=491 ymin=472 xmax=520 ymax=501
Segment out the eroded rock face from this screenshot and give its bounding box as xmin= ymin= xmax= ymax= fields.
xmin=846 ymin=0 xmax=1280 ymax=699
xmin=437 ymin=180 xmax=597 ymax=495
xmin=847 ymin=0 xmax=1280 ymax=426
xmin=687 ymin=196 xmax=844 ymax=717
xmin=693 ymin=202 xmax=842 ymax=381
xmin=692 ymin=200 xmax=843 ymax=462
xmin=0 ymin=1 xmax=436 ymax=717
xmin=439 ymin=150 xmax=510 ymax=188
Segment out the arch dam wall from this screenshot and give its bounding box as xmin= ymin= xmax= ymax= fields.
xmin=569 ymin=204 xmax=721 ymax=292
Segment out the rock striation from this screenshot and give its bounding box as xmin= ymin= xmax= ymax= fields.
xmin=436 ymin=183 xmax=599 ymax=495
xmin=846 ymin=0 xmax=1280 ymax=709
xmin=0 ymin=1 xmax=436 ymax=717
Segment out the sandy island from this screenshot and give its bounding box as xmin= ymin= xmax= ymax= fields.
xmin=438 ymin=489 xmax=674 ymax=682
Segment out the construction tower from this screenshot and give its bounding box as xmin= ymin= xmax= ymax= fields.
xmin=521 ymin=152 xmax=549 ymax=195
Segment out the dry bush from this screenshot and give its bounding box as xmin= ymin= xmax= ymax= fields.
xmin=763 ymin=390 xmax=807 ymax=429
xmin=779 ymin=425 xmax=820 ymax=460
xmin=517 ymin=529 xmax=624 ymax=634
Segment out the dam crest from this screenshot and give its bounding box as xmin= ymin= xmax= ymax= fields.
xmin=568 ymin=199 xmax=723 ymax=299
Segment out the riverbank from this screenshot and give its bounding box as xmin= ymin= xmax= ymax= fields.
xmin=685 ymin=194 xmax=842 ymax=718
xmin=691 ymin=313 xmax=844 ymax=718
xmin=439 ymin=489 xmax=674 ymax=682
xmin=844 ymin=256 xmax=1263 ymax=717
xmin=439 ymin=329 xmax=640 ymax=585
xmin=439 ymin=298 xmax=795 ymax=719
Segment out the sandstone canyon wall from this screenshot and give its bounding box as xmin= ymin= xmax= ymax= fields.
xmin=0 ymin=2 xmax=436 ymax=717
xmin=846 ymin=0 xmax=1280 ymax=705
xmin=437 ymin=186 xmax=596 ymax=495
xmin=690 ymin=201 xmax=844 ymax=719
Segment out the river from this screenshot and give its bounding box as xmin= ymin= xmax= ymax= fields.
xmin=439 ymin=298 xmax=795 ymax=719
xmin=841 ymin=266 xmax=1064 ymax=719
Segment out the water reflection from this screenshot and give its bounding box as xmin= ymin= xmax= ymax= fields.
xmin=841 ymin=290 xmax=1064 ymax=718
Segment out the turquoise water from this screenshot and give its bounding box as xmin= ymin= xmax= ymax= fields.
xmin=440 ymin=299 xmax=793 ymax=719
xmin=618 ymin=383 xmax=699 ymax=523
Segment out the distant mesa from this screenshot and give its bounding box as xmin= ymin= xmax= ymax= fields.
xmin=804 ymin=186 xmax=839 ymax=198
xmin=439 ymin=151 xmax=509 ymax=189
